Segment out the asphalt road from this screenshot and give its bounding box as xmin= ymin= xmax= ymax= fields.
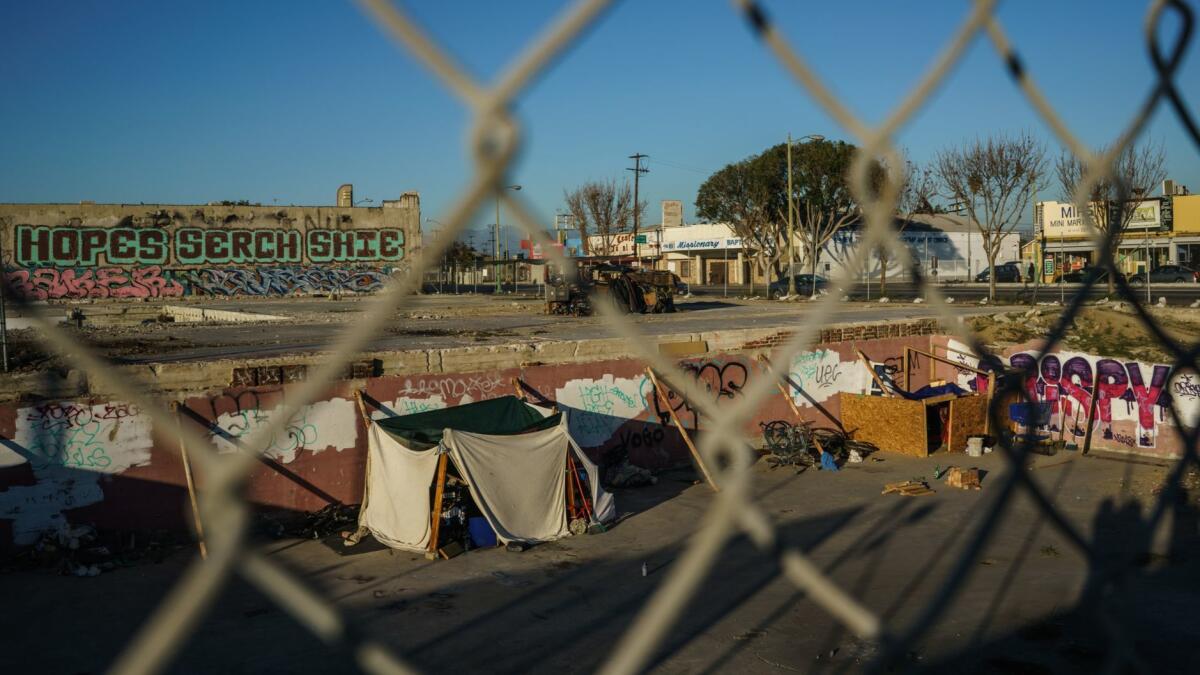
xmin=689 ymin=281 xmax=1200 ymax=304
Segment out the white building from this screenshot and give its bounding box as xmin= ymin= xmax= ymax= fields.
xmin=817 ymin=214 xmax=1021 ymax=282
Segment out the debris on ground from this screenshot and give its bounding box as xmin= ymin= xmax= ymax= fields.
xmin=760 ymin=420 xmax=877 ymax=472
xmin=606 ymin=461 xmax=658 ymax=488
xmin=1 ymin=524 xmax=189 ymax=575
xmin=256 ymin=503 xmax=360 ymax=540
xmin=882 ymin=480 xmax=934 ymax=496
xmin=946 ymin=467 xmax=982 ymax=490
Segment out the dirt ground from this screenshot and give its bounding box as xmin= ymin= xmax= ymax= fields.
xmin=3 ymin=450 xmax=1197 ymax=674
xmin=968 ymin=305 xmax=1200 ymax=363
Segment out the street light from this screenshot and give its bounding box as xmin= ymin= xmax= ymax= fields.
xmin=787 ymin=134 xmax=825 ymax=298
xmin=427 ymin=218 xmax=446 ymax=293
xmin=495 ymin=185 xmax=521 ymax=293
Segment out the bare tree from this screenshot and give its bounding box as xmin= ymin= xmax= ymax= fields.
xmin=563 ymin=180 xmax=635 ymax=256
xmin=936 ymin=132 xmax=1046 ymax=300
xmin=881 ymin=159 xmax=940 ymax=296
xmin=1055 ymin=141 xmax=1166 ymax=293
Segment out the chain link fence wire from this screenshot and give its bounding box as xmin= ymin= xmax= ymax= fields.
xmin=4 ymin=0 xmax=1197 ymax=672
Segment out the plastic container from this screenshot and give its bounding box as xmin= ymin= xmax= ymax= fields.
xmin=468 ymin=517 xmax=497 ymax=548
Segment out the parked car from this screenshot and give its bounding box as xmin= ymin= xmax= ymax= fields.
xmin=1129 ymin=264 xmax=1199 ymax=285
xmin=769 ymin=274 xmax=828 ymax=299
xmin=974 ymin=262 xmax=1022 ymax=283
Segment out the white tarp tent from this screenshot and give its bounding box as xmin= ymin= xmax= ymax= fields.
xmin=357 ymin=402 xmax=614 ymax=553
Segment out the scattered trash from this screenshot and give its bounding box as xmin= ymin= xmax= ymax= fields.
xmin=760 ymin=420 xmax=876 ymax=471
xmin=878 ymin=297 xmax=890 ymax=303
xmin=966 ymin=436 xmax=984 ymax=457
xmin=505 ymin=541 xmax=529 ymax=553
xmin=1040 ymin=545 xmax=1060 ymax=558
xmin=1156 ymin=296 xmax=1167 ymax=307
xmin=641 ymin=562 xmax=648 ymax=577
xmin=847 ymin=449 xmax=863 ymax=463
xmin=945 ymin=296 xmax=955 ymax=304
xmin=933 ymin=465 xmax=944 ymax=480
xmin=606 ymin=461 xmax=657 ymax=488
xmin=946 ymin=467 xmax=982 ymax=490
xmin=912 ymin=297 xmax=924 ymax=304
xmin=820 ymin=451 xmax=839 ymax=472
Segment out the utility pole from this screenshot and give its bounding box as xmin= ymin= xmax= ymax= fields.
xmin=628 ymin=153 xmax=648 ymax=264
xmin=787 ymin=133 xmax=795 ymax=297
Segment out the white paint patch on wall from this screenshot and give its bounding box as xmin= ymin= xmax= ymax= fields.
xmin=788 ymin=349 xmax=865 ymax=406
xmin=945 ymin=339 xmax=980 ymax=390
xmin=0 ymin=401 xmax=153 ymax=545
xmin=212 ymin=398 xmax=357 ymax=464
xmin=555 ymin=375 xmax=649 ymax=447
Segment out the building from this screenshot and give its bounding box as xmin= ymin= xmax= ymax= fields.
xmin=1036 ymin=184 xmax=1197 ymax=279
xmin=1 ymin=186 xmax=422 ymax=299
xmin=820 ymin=214 xmax=1021 ymax=282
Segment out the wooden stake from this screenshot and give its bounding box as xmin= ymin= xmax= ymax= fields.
xmin=903 ymin=347 xmax=910 ymax=392
xmin=427 ymin=454 xmax=449 ymax=559
xmin=1081 ymin=374 xmax=1102 ymax=455
xmin=512 ymin=377 xmax=526 ymax=401
xmin=985 ymin=370 xmax=996 ymax=436
xmin=645 ymin=367 xmax=718 ymax=492
xmin=171 ymin=402 xmax=206 ymax=560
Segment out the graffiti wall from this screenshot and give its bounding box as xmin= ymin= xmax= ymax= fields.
xmin=0 ymin=334 xmax=930 ymax=549
xmin=0 ymin=198 xmax=420 ymax=299
xmin=934 ymin=337 xmax=1196 ymax=456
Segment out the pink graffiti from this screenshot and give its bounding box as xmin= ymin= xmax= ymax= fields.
xmin=4 ymin=266 xmax=184 ymax=300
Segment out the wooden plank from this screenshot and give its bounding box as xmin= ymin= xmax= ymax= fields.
xmin=1081 ymin=374 xmax=1102 ymax=456
xmin=426 ymin=454 xmax=449 ymax=560
xmin=948 ymin=394 xmax=988 ymax=453
xmin=171 ymin=402 xmax=207 ymax=560
xmin=840 ymin=393 xmax=928 ymax=456
xmin=645 ymin=367 xmax=719 ymax=492
xmin=855 ymin=349 xmax=893 ymax=396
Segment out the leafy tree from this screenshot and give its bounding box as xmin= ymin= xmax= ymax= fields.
xmin=696 ymin=138 xmax=873 ymax=296
xmin=936 ymin=132 xmax=1046 ymax=300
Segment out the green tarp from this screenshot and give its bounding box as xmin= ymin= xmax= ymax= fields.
xmin=375 ymin=395 xmax=562 ymax=446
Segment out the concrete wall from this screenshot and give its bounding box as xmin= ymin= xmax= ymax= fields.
xmin=0 ymin=195 xmax=421 ymax=300
xmin=930 ymin=336 xmax=1195 ymax=458
xmin=0 ymin=319 xmax=939 ymax=549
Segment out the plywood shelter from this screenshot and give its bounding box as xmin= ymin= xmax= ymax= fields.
xmin=356 ymin=396 xmax=615 ymax=552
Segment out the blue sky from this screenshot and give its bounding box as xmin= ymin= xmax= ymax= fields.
xmin=2 ymin=0 xmax=1197 ymax=250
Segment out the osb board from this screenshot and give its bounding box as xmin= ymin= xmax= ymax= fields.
xmin=839 ymin=393 xmax=928 ymax=457
xmin=948 ymin=394 xmax=988 ymax=453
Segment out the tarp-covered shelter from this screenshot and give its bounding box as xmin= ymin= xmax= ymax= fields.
xmin=357 ymin=396 xmax=615 ymax=553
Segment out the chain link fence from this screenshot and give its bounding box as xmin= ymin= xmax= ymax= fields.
xmin=7 ymin=0 xmax=1199 ymax=672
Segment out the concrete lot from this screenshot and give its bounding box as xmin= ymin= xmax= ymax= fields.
xmin=6 ymin=294 xmax=1005 ymax=366
xmin=2 ymin=450 xmax=1196 ymax=674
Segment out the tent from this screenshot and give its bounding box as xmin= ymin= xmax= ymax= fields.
xmin=355 ymin=396 xmax=615 ymax=553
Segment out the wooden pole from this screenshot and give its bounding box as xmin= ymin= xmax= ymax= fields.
xmin=171 ymin=402 xmax=207 ymax=560
xmin=1081 ymin=375 xmax=1102 ymax=455
xmin=856 ymin=349 xmax=893 ymax=396
xmin=512 ymin=377 xmax=525 ymax=401
xmin=903 ymin=347 xmax=910 ymax=392
xmin=985 ymin=371 xmax=996 ymax=436
xmin=645 ymin=367 xmax=719 ymax=492
xmin=427 ymin=454 xmax=449 ymax=559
